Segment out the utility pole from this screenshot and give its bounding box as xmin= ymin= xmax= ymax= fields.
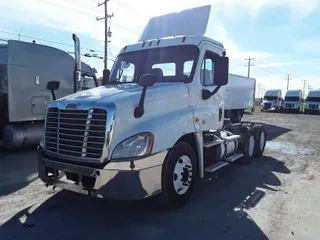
xmin=244 ymin=57 xmax=254 ymax=78
xmin=97 ymin=0 xmax=114 ymax=83
xmin=244 ymin=57 xmax=255 ymax=112
xmin=285 ymin=74 xmax=292 ymax=90
xmin=15 ymin=28 xmax=23 ymax=40
xmin=302 ymin=79 xmax=308 ymax=98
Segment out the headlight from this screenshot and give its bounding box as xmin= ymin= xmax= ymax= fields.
xmin=111 ymin=132 xmax=154 ymax=159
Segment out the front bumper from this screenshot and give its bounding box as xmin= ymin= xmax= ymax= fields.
xmin=261 ymin=106 xmax=276 ymax=111
xmin=305 ymin=108 xmax=320 ymax=114
xmin=281 ymin=106 xmax=300 ymax=111
xmin=37 ymin=148 xmax=167 ymax=200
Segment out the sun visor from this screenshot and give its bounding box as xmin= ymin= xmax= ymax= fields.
xmin=138 ymin=5 xmax=211 ymax=42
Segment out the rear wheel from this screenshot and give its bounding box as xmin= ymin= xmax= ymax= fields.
xmin=237 ymin=126 xmax=255 ymax=165
xmin=251 ymin=124 xmax=267 ymax=158
xmin=160 ymin=142 xmax=198 ymax=208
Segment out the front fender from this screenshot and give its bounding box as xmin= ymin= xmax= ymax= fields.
xmin=109 ymin=98 xmax=196 ymax=159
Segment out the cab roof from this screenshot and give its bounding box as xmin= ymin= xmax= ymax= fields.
xmin=119 ymin=35 xmax=224 ymax=54
xmin=120 ymin=5 xmax=224 ymax=54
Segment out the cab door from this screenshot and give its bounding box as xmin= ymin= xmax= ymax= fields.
xmin=187 ymin=43 xmax=226 ymax=132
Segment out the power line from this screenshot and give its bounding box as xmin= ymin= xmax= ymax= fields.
xmin=114 ymin=0 xmax=150 ymax=18
xmin=254 ymin=66 xmax=280 ymax=76
xmin=63 ymin=0 xmax=100 ymax=11
xmin=38 ymin=0 xmax=100 ymax=17
xmin=0 ymin=30 xmax=104 ymax=54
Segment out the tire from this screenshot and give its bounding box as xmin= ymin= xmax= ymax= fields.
xmin=160 ymin=142 xmax=198 ymax=209
xmin=251 ymin=124 xmax=267 ymax=158
xmin=237 ymin=126 xmax=255 ymax=165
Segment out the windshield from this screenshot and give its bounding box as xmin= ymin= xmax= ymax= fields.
xmin=285 ymin=96 xmax=299 ymax=101
xmin=306 ymin=97 xmax=320 ymax=102
xmin=108 ymin=45 xmax=199 ymax=84
xmin=264 ymin=96 xmax=277 ymax=101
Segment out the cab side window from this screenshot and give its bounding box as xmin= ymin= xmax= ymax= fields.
xmin=200 ymin=52 xmax=215 ymax=86
xmin=82 ymin=76 xmax=96 ymax=90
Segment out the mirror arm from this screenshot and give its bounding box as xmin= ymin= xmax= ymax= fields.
xmin=134 ymin=87 xmax=147 ymax=118
xmin=93 ymin=75 xmax=98 ymax=87
xmin=202 ymin=85 xmax=222 ymax=100
xmin=51 ymin=90 xmax=56 ymax=101
xmin=211 ymin=85 xmax=221 ymax=96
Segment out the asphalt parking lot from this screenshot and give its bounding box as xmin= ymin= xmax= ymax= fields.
xmin=0 ymin=112 xmax=319 ymax=240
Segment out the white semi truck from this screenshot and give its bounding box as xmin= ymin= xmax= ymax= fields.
xmin=304 ymin=90 xmax=320 ymax=114
xmin=281 ymin=89 xmax=303 ymax=113
xmin=37 ymin=5 xmax=268 ymax=208
xmin=260 ymin=89 xmax=283 ymax=112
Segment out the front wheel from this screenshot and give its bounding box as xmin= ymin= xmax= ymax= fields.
xmin=160 ymin=142 xmax=198 ymax=208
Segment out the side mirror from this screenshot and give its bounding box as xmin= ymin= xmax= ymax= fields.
xmin=47 ymin=81 xmax=60 ymax=91
xmin=47 ymin=81 xmax=60 ymax=101
xmin=213 ymin=56 xmax=229 ymax=86
xmin=92 ymin=68 xmax=98 ymax=73
xmin=134 ymin=73 xmax=156 ymax=118
xmin=139 ymin=73 xmax=156 ymax=87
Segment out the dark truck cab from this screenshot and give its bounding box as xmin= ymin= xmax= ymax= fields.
xmin=0 ymin=38 xmax=99 ymax=148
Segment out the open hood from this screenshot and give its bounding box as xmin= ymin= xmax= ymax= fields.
xmin=138 ymin=5 xmax=211 ymax=42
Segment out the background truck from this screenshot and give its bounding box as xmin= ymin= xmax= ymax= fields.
xmin=0 ymin=38 xmax=99 ymax=149
xmin=260 ymin=89 xmax=283 ymax=112
xmin=304 ymin=90 xmax=320 ymax=114
xmin=37 ymin=5 xmax=268 ymax=209
xmin=224 ymin=73 xmax=256 ymax=123
xmin=281 ymin=89 xmax=303 ymax=113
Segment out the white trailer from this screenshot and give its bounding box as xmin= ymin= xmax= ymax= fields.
xmin=37 ymin=5 xmax=268 ymax=209
xmin=224 ymin=73 xmax=256 ymax=122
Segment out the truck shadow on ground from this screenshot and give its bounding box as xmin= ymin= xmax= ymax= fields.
xmin=241 ymin=121 xmax=292 ymax=141
xmin=0 ymin=148 xmax=38 ymax=197
xmin=0 ymin=155 xmax=290 ymax=240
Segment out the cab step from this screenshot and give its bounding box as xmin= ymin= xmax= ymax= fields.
xmin=205 ymin=161 xmax=229 ymax=173
xmin=224 ymin=153 xmax=243 ymax=163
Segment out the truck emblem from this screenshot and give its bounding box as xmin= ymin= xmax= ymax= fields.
xmin=66 ymin=103 xmax=78 ymax=109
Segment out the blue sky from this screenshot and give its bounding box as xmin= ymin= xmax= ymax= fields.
xmin=0 ymin=0 xmax=319 ymax=97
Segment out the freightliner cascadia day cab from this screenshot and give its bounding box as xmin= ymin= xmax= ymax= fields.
xmin=0 ymin=36 xmax=99 ymax=149
xmin=260 ymin=89 xmax=283 ymax=112
xmin=224 ymin=74 xmax=256 ymax=123
xmin=304 ymin=90 xmax=320 ymax=114
xmin=37 ymin=5 xmax=268 ymax=208
xmin=281 ymin=89 xmax=303 ymax=113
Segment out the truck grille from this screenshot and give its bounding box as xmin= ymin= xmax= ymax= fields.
xmin=264 ymin=103 xmax=271 ymax=109
xmin=309 ymin=104 xmax=318 ymax=109
xmin=45 ymin=107 xmax=107 ymax=159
